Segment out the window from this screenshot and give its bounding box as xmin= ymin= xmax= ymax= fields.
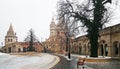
xmin=8 ymin=39 xmax=10 ymax=42
xmin=11 ymin=39 xmax=12 ymax=42
xmin=115 ymin=44 xmax=118 ymax=55
xmin=8 ymin=39 xmax=12 ymax=42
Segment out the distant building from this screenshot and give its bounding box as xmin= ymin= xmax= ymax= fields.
xmin=45 ymin=17 xmax=120 ymax=57
xmin=2 ymin=24 xmax=43 ymax=53
xmin=44 ymin=18 xmax=66 ymax=52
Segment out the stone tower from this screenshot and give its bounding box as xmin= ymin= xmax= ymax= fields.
xmin=50 ymin=17 xmax=57 ymax=37
xmin=5 ymin=23 xmax=17 ymax=45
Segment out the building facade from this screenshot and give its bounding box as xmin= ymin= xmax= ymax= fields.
xmin=2 ymin=24 xmax=43 ymax=53
xmin=71 ymin=24 xmax=120 ymax=57
xmin=44 ymin=18 xmax=120 ymax=57
xmin=44 ymin=18 xmax=66 ymax=52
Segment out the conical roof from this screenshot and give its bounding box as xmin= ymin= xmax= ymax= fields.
xmin=7 ymin=23 xmax=15 ymax=36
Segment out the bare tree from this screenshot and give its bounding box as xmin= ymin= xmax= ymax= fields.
xmin=57 ymin=0 xmax=112 ymax=57
xmin=57 ymin=17 xmax=77 ymax=59
xmin=24 ymin=29 xmax=38 ymax=51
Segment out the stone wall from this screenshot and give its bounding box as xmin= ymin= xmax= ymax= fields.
xmin=71 ymin=24 xmax=120 ymax=57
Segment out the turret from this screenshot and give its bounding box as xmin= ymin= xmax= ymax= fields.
xmin=5 ymin=23 xmax=17 ymax=45
xmin=50 ymin=17 xmax=57 ymax=37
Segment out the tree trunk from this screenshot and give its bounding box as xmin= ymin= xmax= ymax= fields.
xmin=29 ymin=41 xmax=34 ymax=51
xmin=89 ymin=0 xmax=103 ymax=57
xmin=90 ymin=27 xmax=99 ymax=57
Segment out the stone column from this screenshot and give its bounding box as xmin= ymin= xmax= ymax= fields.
xmin=108 ymin=46 xmax=111 ymax=57
xmin=108 ymin=45 xmax=114 ymax=57
xmin=118 ymin=43 xmax=120 ymax=57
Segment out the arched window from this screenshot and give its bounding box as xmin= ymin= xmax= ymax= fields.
xmin=99 ymin=40 xmax=108 ymax=56
xmin=105 ymin=44 xmax=108 ymax=56
xmin=113 ymin=41 xmax=119 ymax=56
xmin=115 ymin=44 xmax=118 ymax=55
xmin=18 ymin=48 xmax=21 ymax=52
xmin=79 ymin=46 xmax=82 ymax=54
xmin=8 ymin=39 xmax=10 ymax=42
xmin=11 ymin=39 xmax=12 ymax=42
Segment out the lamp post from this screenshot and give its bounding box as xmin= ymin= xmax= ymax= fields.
xmin=65 ymin=31 xmax=71 ymax=59
xmin=68 ymin=37 xmax=71 ymax=59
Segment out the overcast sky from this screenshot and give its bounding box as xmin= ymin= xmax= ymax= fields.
xmin=0 ymin=0 xmax=59 ymax=45
xmin=0 ymin=0 xmax=120 ymax=46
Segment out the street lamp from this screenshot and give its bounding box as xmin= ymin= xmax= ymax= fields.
xmin=68 ymin=37 xmax=71 ymax=59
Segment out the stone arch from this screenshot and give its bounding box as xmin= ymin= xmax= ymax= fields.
xmin=87 ymin=42 xmax=91 ymax=55
xmin=71 ymin=43 xmax=76 ymax=53
xmin=12 ymin=45 xmax=16 ymax=52
xmin=8 ymin=47 xmax=11 ymax=53
xmin=99 ymin=40 xmax=104 ymax=56
xmin=74 ymin=43 xmax=77 ymax=53
xmin=105 ymin=44 xmax=108 ymax=56
xmin=76 ymin=44 xmax=79 ymax=54
xmin=83 ymin=44 xmax=86 ymax=55
xmin=100 ymin=44 xmax=104 ymax=56
xmin=113 ymin=41 xmax=119 ymax=56
xmin=23 ymin=47 xmax=27 ymax=52
xmin=100 ymin=40 xmax=105 ymax=43
xmin=81 ymin=45 xmax=84 ymax=55
xmin=78 ymin=43 xmax=82 ymax=54
xmin=99 ymin=40 xmax=108 ymax=56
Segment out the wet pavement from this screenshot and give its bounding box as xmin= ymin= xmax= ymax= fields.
xmin=50 ymin=54 xmax=78 ymax=69
xmin=51 ymin=54 xmax=120 ymax=69
xmin=50 ymin=54 xmax=93 ymax=69
xmin=86 ymin=60 xmax=120 ymax=69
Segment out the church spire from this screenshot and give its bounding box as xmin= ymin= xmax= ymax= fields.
xmin=5 ymin=23 xmax=17 ymax=45
xmin=51 ymin=17 xmax=55 ymax=24
xmin=52 ymin=17 xmax=54 ymax=22
xmin=7 ymin=23 xmax=15 ymax=36
xmin=50 ymin=17 xmax=56 ymax=28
